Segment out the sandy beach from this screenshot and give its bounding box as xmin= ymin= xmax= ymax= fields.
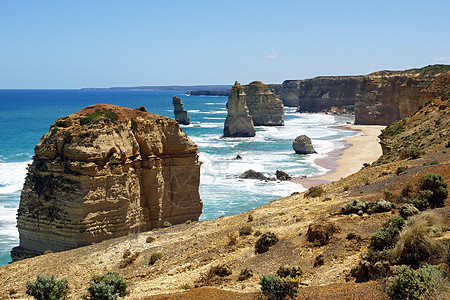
xmin=294 ymin=125 xmax=386 ymax=188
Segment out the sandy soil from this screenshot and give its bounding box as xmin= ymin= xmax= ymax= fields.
xmin=294 ymin=125 xmax=385 ymax=187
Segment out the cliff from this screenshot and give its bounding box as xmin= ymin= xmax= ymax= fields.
xmin=173 ymin=96 xmax=190 ymax=125
xmin=12 ymin=104 xmax=202 ymax=261
xmin=279 ymin=76 xmax=362 ymax=111
xmin=223 ymin=82 xmax=256 ymax=137
xmin=244 ymin=81 xmax=285 ymax=126
xmin=355 ymin=65 xmax=450 ymax=125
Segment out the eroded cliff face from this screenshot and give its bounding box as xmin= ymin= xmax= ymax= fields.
xmin=12 ymin=104 xmax=202 ymax=261
xmin=279 ymin=76 xmax=362 ymax=111
xmin=244 ymin=81 xmax=284 ymax=126
xmin=223 ymin=82 xmax=256 ymax=137
xmin=355 ymin=66 xmax=450 ymax=125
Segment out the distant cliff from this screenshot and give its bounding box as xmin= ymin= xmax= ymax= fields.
xmin=279 ymin=76 xmax=362 ymax=111
xmin=12 ymin=104 xmax=202 ymax=261
xmin=186 ymin=90 xmax=230 ymax=96
xmin=355 ymin=65 xmax=450 ymax=125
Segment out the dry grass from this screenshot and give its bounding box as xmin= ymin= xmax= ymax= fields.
xmin=393 ymin=211 xmax=447 ymax=267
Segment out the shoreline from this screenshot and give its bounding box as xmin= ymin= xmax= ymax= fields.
xmin=293 ymin=125 xmax=385 ymax=188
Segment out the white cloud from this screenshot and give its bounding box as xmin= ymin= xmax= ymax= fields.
xmin=265 ymin=51 xmax=279 ymax=59
xmin=434 ymin=57 xmax=449 ymax=62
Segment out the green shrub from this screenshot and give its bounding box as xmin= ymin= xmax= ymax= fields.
xmin=63 ymin=131 xmax=73 ymax=143
xmin=149 ymin=252 xmax=163 ymax=265
xmin=400 ymin=148 xmax=423 ymax=159
xmin=163 ymin=221 xmax=172 ymax=227
xmin=239 ymin=225 xmax=253 ymax=236
xmin=399 ymin=203 xmax=419 ymax=218
xmin=369 ymin=217 xmax=405 ymax=251
xmin=26 ymin=274 xmax=69 ymax=300
xmin=418 ymin=173 xmax=448 ymax=208
xmin=255 ymin=232 xmax=279 ymax=254
xmin=238 ymin=268 xmax=253 ymax=281
xmin=423 ymin=160 xmax=438 ymax=166
xmin=367 ymin=200 xmax=392 ymax=214
xmin=386 ymin=264 xmax=449 ymax=300
xmin=259 ymin=274 xmax=299 ymax=300
xmin=86 ymin=272 xmax=128 ymax=300
xmin=401 ymin=184 xmax=413 ymax=198
xmin=341 ymin=200 xmax=367 ymax=215
xmin=119 ymin=251 xmax=140 ymax=268
xmin=130 ymin=119 xmax=138 ymax=132
xmin=80 ymin=108 xmax=118 ymax=126
xmin=305 ymin=186 xmax=325 ymax=198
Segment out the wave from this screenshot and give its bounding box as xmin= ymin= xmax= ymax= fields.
xmin=0 ymin=161 xmax=30 ymax=194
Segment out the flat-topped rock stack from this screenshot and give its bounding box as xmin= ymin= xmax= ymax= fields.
xmin=173 ymin=96 xmax=190 ymax=125
xmin=244 ymin=81 xmax=284 ymax=126
xmin=12 ymin=104 xmax=202 ymax=261
xmin=223 ymin=82 xmax=256 ymax=137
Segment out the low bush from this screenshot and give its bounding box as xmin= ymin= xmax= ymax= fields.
xmin=418 ymin=173 xmax=448 ymax=208
xmin=85 ymin=272 xmax=128 ymax=300
xmin=239 ymin=225 xmax=253 ymax=236
xmin=400 ymin=148 xmax=423 ymax=159
xmin=163 ymin=221 xmax=172 ymax=227
xmin=120 ymin=251 xmax=140 ymax=268
xmin=399 ymin=203 xmax=419 ymax=218
xmin=238 ymin=268 xmax=253 ymax=281
xmin=386 ymin=264 xmax=449 ymax=300
xmin=305 ymin=186 xmax=325 ymax=198
xmin=276 ymin=265 xmax=302 ymax=278
xmin=307 ymin=221 xmax=339 ymax=246
xmin=149 ymin=252 xmax=163 ymax=265
xmin=259 ymin=274 xmax=299 ymax=300
xmin=341 ymin=199 xmax=392 ymax=215
xmin=396 ymin=166 xmax=408 ymax=175
xmin=369 ymin=217 xmax=405 ymax=251
xmin=26 ymin=274 xmax=69 ymax=300
xmin=255 ymin=232 xmax=279 ymax=254
xmin=63 ymin=131 xmax=73 ymax=143
xmin=392 ymin=212 xmax=445 ymax=268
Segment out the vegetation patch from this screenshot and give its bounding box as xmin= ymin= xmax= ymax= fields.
xmin=276 ymin=265 xmax=303 ymax=278
xmin=80 ymin=108 xmax=118 ymax=126
xmin=255 ymin=232 xmax=279 ymax=254
xmin=305 ymin=186 xmax=325 ymax=198
xmin=239 ymin=225 xmax=253 ymax=236
xmin=149 ymin=252 xmax=163 ymax=265
xmin=306 ymin=221 xmax=339 ymax=246
xmin=85 ymin=272 xmax=128 ymax=300
xmin=238 ymin=268 xmax=253 ymax=281
xmin=259 ymin=274 xmax=300 ymax=300
xmin=26 ymin=274 xmax=69 ymax=300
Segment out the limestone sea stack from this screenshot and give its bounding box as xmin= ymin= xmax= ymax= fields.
xmin=244 ymin=81 xmax=285 ymax=126
xmin=293 ymin=135 xmax=317 ymax=154
xmin=223 ymin=82 xmax=256 ymax=137
xmin=173 ymin=96 xmax=190 ymax=125
xmin=12 ymin=104 xmax=202 ymax=261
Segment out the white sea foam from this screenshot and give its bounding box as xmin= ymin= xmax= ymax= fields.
xmin=0 ymin=161 xmax=29 ymax=194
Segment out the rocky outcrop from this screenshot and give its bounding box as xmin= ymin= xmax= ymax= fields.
xmin=293 ymin=135 xmax=316 ymax=154
xmin=279 ymin=76 xmax=362 ymax=111
xmin=275 ymin=170 xmax=291 ymax=181
xmin=244 ymin=81 xmax=284 ymax=126
xmin=355 ymin=65 xmax=450 ymax=125
xmin=223 ymin=82 xmax=256 ymax=137
xmin=173 ymin=96 xmax=190 ymax=125
xmin=239 ymin=169 xmax=267 ymax=180
xmin=12 ymin=104 xmax=202 ymax=261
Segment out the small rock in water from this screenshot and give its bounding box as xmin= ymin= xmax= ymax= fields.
xmin=239 ymin=169 xmax=267 ymax=180
xmin=276 ymin=170 xmax=292 ymax=181
xmin=235 ymin=155 xmax=242 ymax=160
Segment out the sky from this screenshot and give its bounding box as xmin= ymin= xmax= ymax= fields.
xmin=0 ymin=0 xmax=449 ymax=89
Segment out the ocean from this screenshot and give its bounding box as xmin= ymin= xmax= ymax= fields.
xmin=0 ymin=89 xmax=356 ymax=265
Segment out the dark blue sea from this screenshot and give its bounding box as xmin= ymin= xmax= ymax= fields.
xmin=0 ymin=89 xmax=356 ymax=265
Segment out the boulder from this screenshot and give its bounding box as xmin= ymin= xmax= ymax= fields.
xmin=12 ymin=104 xmax=202 ymax=261
xmin=173 ymin=96 xmax=190 ymax=125
xmin=244 ymin=81 xmax=284 ymax=126
xmin=275 ymin=170 xmax=292 ymax=181
xmin=223 ymin=82 xmax=256 ymax=137
xmin=293 ymin=135 xmax=316 ymax=154
xmin=239 ymin=169 xmax=267 ymax=180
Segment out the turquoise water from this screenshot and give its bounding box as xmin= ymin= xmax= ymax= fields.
xmin=0 ymin=89 xmax=356 ymax=265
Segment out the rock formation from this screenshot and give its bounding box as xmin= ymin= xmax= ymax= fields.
xmin=275 ymin=170 xmax=291 ymax=181
xmin=223 ymin=82 xmax=256 ymax=137
xmin=293 ymin=135 xmax=316 ymax=154
xmin=244 ymin=81 xmax=285 ymax=126
xmin=279 ymin=76 xmax=362 ymax=111
xmin=239 ymin=169 xmax=267 ymax=180
xmin=172 ymin=96 xmax=190 ymax=125
xmin=12 ymin=104 xmax=202 ymax=261
xmin=355 ymin=65 xmax=450 ymax=125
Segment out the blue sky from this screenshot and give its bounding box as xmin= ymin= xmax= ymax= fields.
xmin=0 ymin=0 xmax=449 ymax=89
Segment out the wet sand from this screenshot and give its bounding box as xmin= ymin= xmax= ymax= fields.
xmin=293 ymin=125 xmax=385 ymax=188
